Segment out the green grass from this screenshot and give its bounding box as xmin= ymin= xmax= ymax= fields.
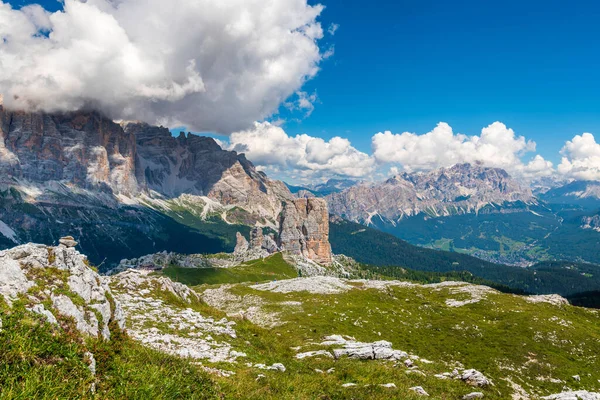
xmin=0 ymin=301 xmax=218 ymax=400
xmin=5 ymin=266 xmax=600 ymax=399
xmin=198 ymin=281 xmax=600 ymax=399
xmin=161 ymin=253 xmax=298 ymax=286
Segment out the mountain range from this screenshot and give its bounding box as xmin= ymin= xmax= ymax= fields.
xmin=327 ymin=163 xmax=535 ymax=223
xmin=1 ymin=107 xmax=600 ymax=399
xmin=316 ymin=165 xmax=600 ymax=266
xmin=3 ymin=105 xmax=600 ymax=287
xmin=0 ymin=106 xmax=336 ymax=266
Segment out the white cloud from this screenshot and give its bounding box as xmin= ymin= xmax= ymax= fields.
xmin=558 ymin=133 xmax=600 ymax=180
xmin=0 ymin=0 xmax=327 ymax=133
xmin=322 ymin=46 xmax=335 ymax=59
xmin=519 ymin=155 xmax=555 ymax=179
xmin=328 ymin=23 xmax=339 ymax=35
xmin=285 ymin=91 xmax=318 ymax=117
xmin=371 ymin=121 xmax=552 ymax=179
xmin=228 ymin=121 xmax=374 ymax=180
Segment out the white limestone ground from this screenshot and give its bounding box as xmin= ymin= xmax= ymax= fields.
xmin=110 ymin=269 xmax=246 ymax=363
xmin=0 ymin=242 xmax=124 ymax=339
xmin=440 ymin=283 xmax=497 ymax=307
xmin=525 ymin=294 xmax=569 ymax=306
xmin=249 ymin=276 xmax=497 ymax=308
xmin=542 ymin=392 xmax=600 ymax=400
xmin=201 ymin=284 xmax=285 ymax=328
xmin=251 ymin=276 xmax=353 ymax=294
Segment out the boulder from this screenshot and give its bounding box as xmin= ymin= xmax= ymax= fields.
xmin=59 ymin=236 xmax=78 ymax=248
xmin=410 ymin=386 xmax=429 ymax=396
xmin=463 ymin=393 xmax=484 ymax=399
xmin=461 ymin=369 xmax=492 ymax=387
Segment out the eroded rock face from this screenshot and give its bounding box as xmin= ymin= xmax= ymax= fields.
xmin=0 ymin=242 xmax=124 ymax=339
xmin=110 ymin=269 xmax=247 ymax=363
xmin=0 ymin=108 xmax=139 ymax=195
xmin=278 ymin=198 xmax=332 ymax=265
xmin=234 ymin=232 xmax=249 ymax=254
xmin=124 ymin=122 xmax=293 ymax=223
xmin=232 ymin=227 xmax=279 ymax=261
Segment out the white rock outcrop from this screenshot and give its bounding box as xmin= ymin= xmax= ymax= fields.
xmin=307 ymin=335 xmax=409 ymax=361
xmin=410 ymin=386 xmax=429 ymax=396
xmin=461 ymin=369 xmax=492 ymax=387
xmin=542 ymin=392 xmax=600 ymax=400
xmin=0 ymin=242 xmax=124 ymax=339
xmin=295 ymin=350 xmax=334 ymax=359
xmin=525 ymin=294 xmax=569 ymax=306
xmin=110 ymin=269 xmax=246 ymax=363
xmin=28 ymin=304 xmax=58 ymax=325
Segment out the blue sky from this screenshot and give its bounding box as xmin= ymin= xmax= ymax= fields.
xmin=294 ymin=0 xmax=600 ymax=165
xmin=5 ymin=0 xmax=600 ymax=182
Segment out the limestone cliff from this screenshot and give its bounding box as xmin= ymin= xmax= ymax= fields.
xmin=125 ymin=121 xmax=292 ymax=223
xmin=0 ymin=106 xmax=292 ymax=221
xmin=0 ymin=107 xmax=139 ymax=195
xmin=278 ymin=198 xmax=333 ymax=265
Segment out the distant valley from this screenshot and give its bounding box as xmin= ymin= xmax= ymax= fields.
xmin=288 ymin=165 xmax=600 ymax=267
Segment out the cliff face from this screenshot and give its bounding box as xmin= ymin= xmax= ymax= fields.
xmin=278 ymin=198 xmax=332 ymax=265
xmin=0 ymin=107 xmax=293 ymax=220
xmin=125 ymin=122 xmax=292 ymax=221
xmin=0 ymin=106 xmax=139 ymax=195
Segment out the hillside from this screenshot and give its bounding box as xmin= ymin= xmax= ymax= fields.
xmin=329 ymin=217 xmax=600 ymax=296
xmin=1 ymin=242 xmax=599 ymax=399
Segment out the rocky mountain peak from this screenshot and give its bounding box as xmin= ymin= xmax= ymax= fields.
xmin=327 ymin=163 xmax=534 ymax=224
xmin=122 ymin=120 xmax=293 ymax=221
xmin=231 ymin=204 xmax=333 ymax=266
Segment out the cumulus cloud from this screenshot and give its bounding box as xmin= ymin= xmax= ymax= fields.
xmin=372 ymin=121 xmax=553 ymax=179
xmin=228 ymin=121 xmax=374 ymax=180
xmin=558 ymin=133 xmax=600 ymax=180
xmin=0 ymin=0 xmax=327 ymax=133
xmin=519 ymin=155 xmax=555 ymax=179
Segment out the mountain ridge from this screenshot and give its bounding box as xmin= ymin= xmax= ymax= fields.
xmin=0 ymin=108 xmax=334 ymax=266
xmin=327 ymin=163 xmax=535 ymax=224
